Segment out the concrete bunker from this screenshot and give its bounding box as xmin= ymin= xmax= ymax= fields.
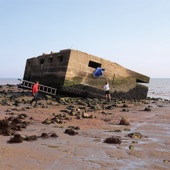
xmin=23 ymin=49 xmax=150 ymax=100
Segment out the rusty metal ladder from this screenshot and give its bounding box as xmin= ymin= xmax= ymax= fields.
xmin=18 ymin=79 xmax=57 ymax=96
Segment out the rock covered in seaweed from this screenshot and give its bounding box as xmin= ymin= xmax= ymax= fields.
xmin=104 ymin=136 xmax=122 ymax=144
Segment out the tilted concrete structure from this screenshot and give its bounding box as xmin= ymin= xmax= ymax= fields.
xmin=23 ymin=49 xmax=150 ymax=99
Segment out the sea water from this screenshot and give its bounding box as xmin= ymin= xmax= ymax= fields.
xmin=0 ymin=78 xmax=21 ymax=85
xmin=146 ymin=78 xmax=170 ymax=100
xmin=0 ymin=78 xmax=170 ymax=100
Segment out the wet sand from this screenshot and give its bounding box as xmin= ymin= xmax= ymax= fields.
xmin=0 ymin=85 xmax=170 ymax=170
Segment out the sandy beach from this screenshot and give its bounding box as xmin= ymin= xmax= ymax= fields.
xmin=0 ymin=85 xmax=170 ymax=170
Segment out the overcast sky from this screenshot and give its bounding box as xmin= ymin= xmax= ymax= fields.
xmin=0 ymin=0 xmax=169 ymax=78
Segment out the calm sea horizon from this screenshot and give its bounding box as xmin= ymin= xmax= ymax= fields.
xmin=145 ymin=78 xmax=170 ymax=100
xmin=0 ymin=78 xmax=170 ymax=100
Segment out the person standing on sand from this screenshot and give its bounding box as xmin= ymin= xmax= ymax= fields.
xmin=103 ymin=81 xmax=111 ymax=102
xmin=30 ymin=81 xmax=39 ymax=107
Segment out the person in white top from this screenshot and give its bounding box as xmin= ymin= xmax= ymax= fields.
xmin=103 ymin=81 xmax=111 ymax=102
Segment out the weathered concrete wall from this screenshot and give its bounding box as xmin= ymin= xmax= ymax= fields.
xmin=23 ymin=50 xmax=70 ymax=87
xmin=64 ymin=49 xmax=149 ymax=92
xmin=23 ymin=49 xmax=150 ymax=100
xmin=60 ymin=83 xmax=148 ymax=100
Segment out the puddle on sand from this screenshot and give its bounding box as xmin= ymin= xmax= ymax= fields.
xmin=131 ymin=122 xmax=170 ymax=134
xmin=46 ymin=123 xmax=169 ymax=170
xmin=121 ymin=160 xmax=147 ymax=170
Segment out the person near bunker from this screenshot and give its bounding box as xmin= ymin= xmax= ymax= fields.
xmin=30 ymin=81 xmax=39 ymax=107
xmin=103 ymin=81 xmax=111 ymax=102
